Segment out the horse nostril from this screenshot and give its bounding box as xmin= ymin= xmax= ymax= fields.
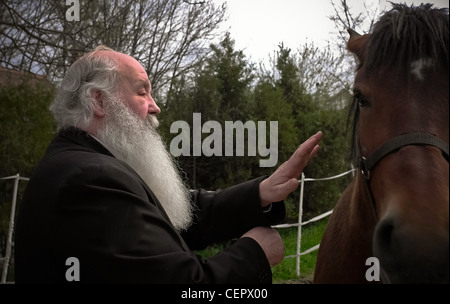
xmin=378 ymin=221 xmax=393 ymax=246
xmin=373 ymin=216 xmax=450 ymax=283
xmin=373 ymin=217 xmax=395 ymax=261
xmin=373 ymin=216 xmax=409 ymax=283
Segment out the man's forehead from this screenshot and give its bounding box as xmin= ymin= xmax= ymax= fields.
xmin=98 ymin=50 xmax=149 ymax=82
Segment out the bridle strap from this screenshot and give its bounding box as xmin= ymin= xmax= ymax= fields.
xmin=361 ymin=133 xmax=449 ymax=179
xmin=359 ymin=132 xmax=449 ymax=222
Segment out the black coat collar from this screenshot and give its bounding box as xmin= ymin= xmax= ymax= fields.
xmin=58 ymin=127 xmax=115 ymax=158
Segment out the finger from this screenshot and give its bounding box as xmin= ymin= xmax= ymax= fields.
xmin=287 ymin=178 xmax=299 ymax=192
xmin=273 ymin=177 xmax=299 ymax=197
xmin=285 ymin=132 xmax=322 ymax=173
xmin=294 ymin=131 xmax=322 ymax=160
xmin=309 ymin=144 xmax=320 ymax=159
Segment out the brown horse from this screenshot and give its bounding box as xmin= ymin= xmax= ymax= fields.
xmin=314 ymin=3 xmax=449 ymax=284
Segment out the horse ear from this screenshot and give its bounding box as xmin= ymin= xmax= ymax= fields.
xmin=347 ymin=29 xmax=370 ymax=65
xmin=347 ymin=28 xmax=361 ymax=38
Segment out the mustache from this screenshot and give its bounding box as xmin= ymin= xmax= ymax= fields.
xmin=146 ymin=114 xmax=160 ymax=129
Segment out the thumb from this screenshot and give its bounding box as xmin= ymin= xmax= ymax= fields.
xmin=282 ymin=178 xmax=299 ymax=194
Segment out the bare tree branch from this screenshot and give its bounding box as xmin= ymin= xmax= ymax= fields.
xmin=0 ymin=0 xmax=226 ymax=95
xmin=183 ymin=0 xmax=206 ymax=5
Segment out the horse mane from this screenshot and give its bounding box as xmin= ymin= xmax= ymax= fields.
xmin=348 ymin=3 xmax=449 ymax=165
xmin=366 ymin=3 xmax=449 ymax=73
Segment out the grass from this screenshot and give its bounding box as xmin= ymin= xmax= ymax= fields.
xmin=272 ymin=220 xmax=328 ymax=283
xmin=195 ymin=218 xmax=329 ymax=284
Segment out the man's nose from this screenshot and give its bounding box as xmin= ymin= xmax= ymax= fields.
xmin=148 ymin=97 xmax=161 ymax=115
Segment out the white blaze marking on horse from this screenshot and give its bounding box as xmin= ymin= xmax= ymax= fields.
xmin=410 ymin=58 xmax=433 ymax=80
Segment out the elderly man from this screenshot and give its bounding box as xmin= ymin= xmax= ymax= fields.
xmin=15 ymin=46 xmax=322 ymax=283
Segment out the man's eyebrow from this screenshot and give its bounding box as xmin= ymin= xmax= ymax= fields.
xmin=136 ymin=79 xmax=150 ymax=90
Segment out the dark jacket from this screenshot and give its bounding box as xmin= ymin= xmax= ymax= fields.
xmin=15 ymin=127 xmax=285 ymax=283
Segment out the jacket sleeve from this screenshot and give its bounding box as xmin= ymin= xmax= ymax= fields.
xmin=49 ymin=162 xmax=275 ymax=283
xmin=181 ymin=177 xmax=286 ymax=250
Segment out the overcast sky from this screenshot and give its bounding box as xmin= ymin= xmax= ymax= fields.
xmin=212 ymin=0 xmax=449 ymax=64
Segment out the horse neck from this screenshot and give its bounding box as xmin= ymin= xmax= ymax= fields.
xmin=349 ymin=171 xmax=379 ymax=229
xmin=332 ymin=171 xmax=378 ymax=256
xmin=314 ymin=171 xmax=379 ymax=283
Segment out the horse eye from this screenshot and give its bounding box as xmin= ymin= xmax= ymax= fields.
xmin=353 ymin=92 xmax=370 ymax=108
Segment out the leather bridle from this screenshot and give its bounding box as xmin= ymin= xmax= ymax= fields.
xmin=360 ymin=132 xmax=449 ymax=180
xmin=358 ymin=132 xmax=449 ymax=222
xmin=358 ymin=132 xmax=449 ymax=284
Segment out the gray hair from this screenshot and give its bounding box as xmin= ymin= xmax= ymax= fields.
xmin=50 ymin=46 xmax=120 ymax=130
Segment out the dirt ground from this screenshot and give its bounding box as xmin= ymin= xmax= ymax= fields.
xmin=277 ymin=275 xmax=314 ymax=284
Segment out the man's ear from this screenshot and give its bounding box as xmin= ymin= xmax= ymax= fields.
xmin=91 ymin=90 xmax=105 ymax=118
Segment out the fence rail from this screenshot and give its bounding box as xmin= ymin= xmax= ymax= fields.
xmin=272 ymin=169 xmax=355 ymax=277
xmin=0 ymin=169 xmax=355 ymax=282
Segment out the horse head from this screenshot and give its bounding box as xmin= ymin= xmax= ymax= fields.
xmin=347 ymin=3 xmax=449 ymax=283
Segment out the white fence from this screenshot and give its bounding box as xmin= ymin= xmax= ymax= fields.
xmin=0 ymin=174 xmax=29 ymax=283
xmin=0 ymin=169 xmax=355 ymax=282
xmin=272 ymin=169 xmax=355 ymax=277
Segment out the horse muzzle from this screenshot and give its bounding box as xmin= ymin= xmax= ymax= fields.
xmin=373 ymin=213 xmax=449 ymax=284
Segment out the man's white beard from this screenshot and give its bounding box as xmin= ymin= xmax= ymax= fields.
xmin=96 ymin=96 xmax=193 ymax=232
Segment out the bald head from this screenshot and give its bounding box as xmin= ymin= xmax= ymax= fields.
xmin=89 ymin=47 xmax=148 ymax=85
xmin=50 ymin=46 xmax=160 ymax=134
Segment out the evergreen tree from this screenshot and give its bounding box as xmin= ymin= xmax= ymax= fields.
xmin=0 ymin=74 xmax=55 ymax=264
xmin=161 ymin=33 xmax=256 ymax=189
